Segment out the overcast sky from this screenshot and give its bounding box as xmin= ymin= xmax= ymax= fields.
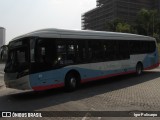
xmin=0 ymin=0 xmax=96 ymax=44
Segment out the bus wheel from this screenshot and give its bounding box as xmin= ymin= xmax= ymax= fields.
xmin=136 ymin=63 xmax=143 ymax=75
xmin=65 ymin=72 xmax=79 ymax=92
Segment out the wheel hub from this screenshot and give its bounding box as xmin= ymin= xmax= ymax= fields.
xmin=137 ymin=65 xmax=142 ymax=75
xmin=70 ymin=77 xmax=76 ymax=87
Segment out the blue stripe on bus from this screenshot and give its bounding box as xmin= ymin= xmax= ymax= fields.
xmin=29 ymin=67 xmax=136 ymax=88
xmin=29 ymin=50 xmax=159 ymax=89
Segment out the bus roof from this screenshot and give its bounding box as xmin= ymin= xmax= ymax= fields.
xmin=11 ymin=28 xmax=156 ymax=42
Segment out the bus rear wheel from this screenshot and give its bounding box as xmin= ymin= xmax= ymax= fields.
xmin=136 ymin=63 xmax=143 ymax=75
xmin=65 ymin=72 xmax=80 ymax=92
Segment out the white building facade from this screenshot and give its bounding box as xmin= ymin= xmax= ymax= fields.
xmin=0 ymin=27 xmax=5 ymax=47
xmin=0 ymin=27 xmax=6 ymax=61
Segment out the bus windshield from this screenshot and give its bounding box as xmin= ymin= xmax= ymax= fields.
xmin=4 ymin=39 xmax=29 ymax=73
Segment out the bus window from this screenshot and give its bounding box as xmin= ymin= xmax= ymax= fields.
xmin=149 ymin=41 xmax=156 ymax=53
xmin=77 ymin=40 xmax=87 ymax=63
xmin=57 ymin=39 xmax=87 ymax=64
xmin=104 ymin=40 xmax=117 ymax=61
xmin=57 ymin=44 xmax=66 ymax=65
xmin=141 ymin=41 xmax=149 ymax=53
xmin=4 ymin=39 xmax=29 ymax=73
xmin=88 ymin=40 xmax=104 ymax=62
xmin=118 ymin=41 xmax=130 ymax=59
xmin=130 ymin=41 xmax=141 ymax=54
xmin=57 ymin=39 xmax=76 ymax=65
xmin=130 ymin=40 xmax=156 ymax=54
xmin=30 ymin=38 xmax=36 ymax=63
xmin=66 ymin=41 xmax=75 ymax=64
xmin=36 ymin=38 xmax=57 ymax=66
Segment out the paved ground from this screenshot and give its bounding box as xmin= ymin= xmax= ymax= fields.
xmin=0 ymin=64 xmax=160 ymax=120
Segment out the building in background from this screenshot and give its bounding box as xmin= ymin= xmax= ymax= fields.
xmin=0 ymin=45 xmax=8 ymax=61
xmin=0 ymin=27 xmax=5 ymax=47
xmin=82 ymin=0 xmax=160 ymax=31
xmin=0 ymin=27 xmax=7 ymax=61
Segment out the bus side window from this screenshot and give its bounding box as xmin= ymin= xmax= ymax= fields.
xmin=36 ymin=39 xmax=47 ymax=63
xmin=66 ymin=41 xmax=76 ymax=64
xmin=77 ymin=40 xmax=86 ymax=63
xmin=66 ymin=40 xmax=88 ymax=64
xmin=57 ymin=44 xmax=66 ymax=65
xmin=36 ymin=39 xmax=57 ymax=66
xmin=37 ymin=45 xmax=46 ymax=63
xmin=88 ymin=40 xmax=104 ymax=62
xmin=57 ymin=39 xmax=87 ymax=64
xmin=118 ymin=41 xmax=130 ymax=60
xmin=104 ymin=40 xmax=117 ymax=61
xmin=149 ymin=41 xmax=156 ymax=53
xmin=57 ymin=39 xmax=77 ymax=65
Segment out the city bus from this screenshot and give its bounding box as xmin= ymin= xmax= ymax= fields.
xmin=4 ymin=28 xmax=159 ymax=91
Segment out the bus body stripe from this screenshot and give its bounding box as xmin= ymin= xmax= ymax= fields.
xmin=31 ymin=62 xmax=159 ymax=91
xmin=32 ymin=83 xmax=64 ymax=91
xmin=81 ymin=62 xmax=159 ymax=83
xmin=144 ymin=63 xmax=159 ymax=70
xmin=81 ymin=70 xmax=136 ymax=83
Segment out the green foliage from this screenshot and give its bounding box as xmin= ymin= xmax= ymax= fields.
xmin=136 ymin=9 xmax=150 ymax=35
xmin=136 ymin=9 xmax=160 ymax=43
xmin=116 ymin=23 xmax=131 ymax=33
xmin=105 ymin=8 xmax=160 ymax=43
xmin=105 ymin=19 xmax=123 ymax=32
xmin=136 ymin=9 xmax=159 ymax=36
xmin=106 ymin=19 xmax=132 ymax=33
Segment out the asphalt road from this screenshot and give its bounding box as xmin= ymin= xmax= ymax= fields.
xmin=0 ymin=65 xmax=160 ymax=120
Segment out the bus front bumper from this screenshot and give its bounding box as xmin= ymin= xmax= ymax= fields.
xmin=4 ymin=74 xmax=32 ymax=90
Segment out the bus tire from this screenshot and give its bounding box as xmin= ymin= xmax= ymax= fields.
xmin=136 ymin=62 xmax=143 ymax=75
xmin=65 ymin=71 xmax=80 ymax=92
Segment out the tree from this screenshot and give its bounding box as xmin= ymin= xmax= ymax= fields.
xmin=136 ymin=9 xmax=151 ymax=35
xmin=136 ymin=9 xmax=160 ymax=36
xmin=105 ymin=19 xmax=123 ymax=32
xmin=153 ymin=33 xmax=160 ymax=43
xmin=104 ymin=8 xmax=160 ymax=42
xmin=116 ymin=23 xmax=131 ymax=33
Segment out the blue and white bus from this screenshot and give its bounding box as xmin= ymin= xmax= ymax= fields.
xmin=4 ymin=29 xmax=159 ymax=91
